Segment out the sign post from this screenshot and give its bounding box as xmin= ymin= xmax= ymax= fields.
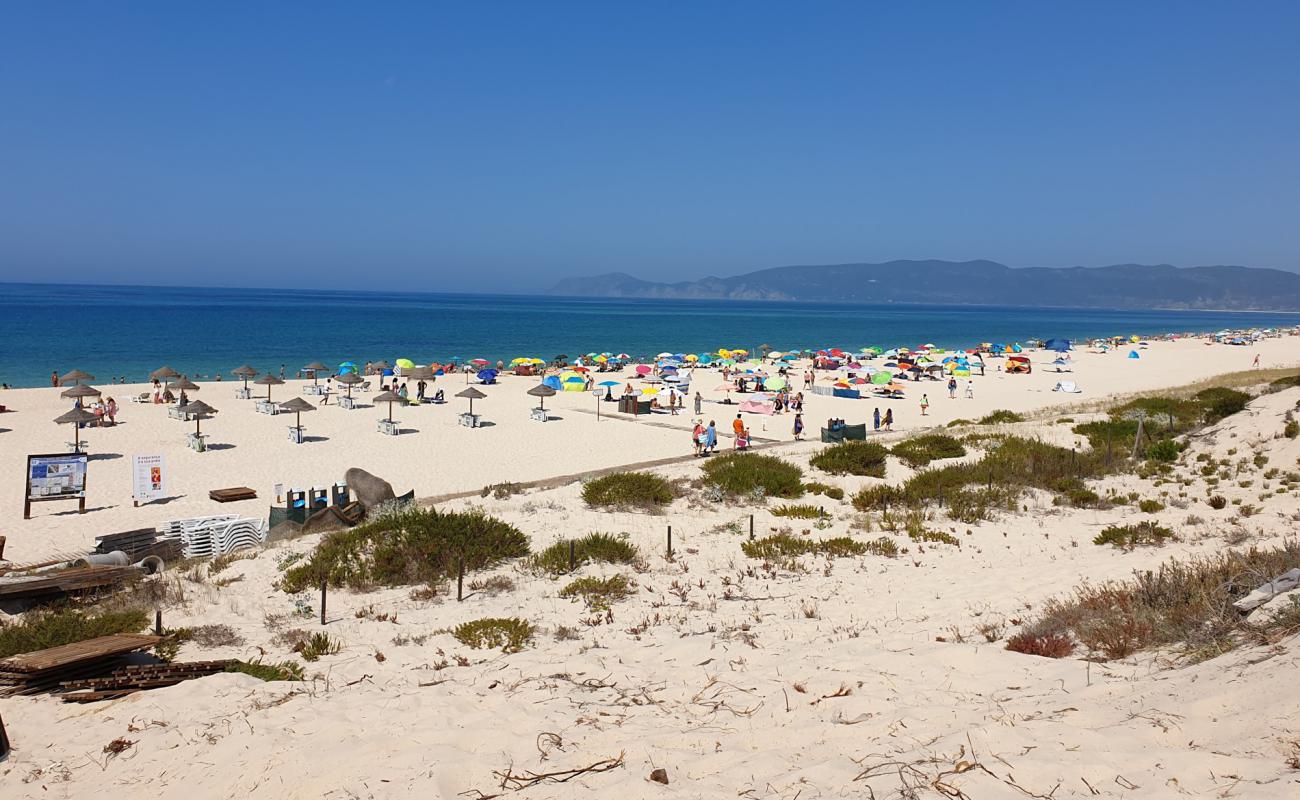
xmin=131 ymin=454 xmax=166 ymax=507
xmin=24 ymin=453 xmax=88 ymax=519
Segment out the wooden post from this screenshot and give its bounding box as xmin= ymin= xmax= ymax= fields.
xmin=667 ymin=525 xmax=673 ymax=558
xmin=320 ymin=579 xmax=327 ymax=625
xmin=568 ymin=540 xmax=576 ymax=571
xmin=457 ymin=559 xmax=464 ymax=601
xmin=749 ymin=514 xmax=754 ymax=541
xmin=154 ymin=609 xmax=163 ymax=636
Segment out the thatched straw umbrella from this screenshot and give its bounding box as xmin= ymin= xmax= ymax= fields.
xmin=60 ymin=369 xmax=95 ymax=386
xmin=303 ymin=361 xmax=329 ymax=387
xmin=278 ymin=396 xmax=315 ymax=432
xmin=372 ymin=390 xmax=405 ymax=422
xmin=456 ymin=386 xmax=486 ymax=416
xmin=371 ymin=360 xmax=392 ymax=375
xmin=231 ymin=365 xmax=258 ymax=393
xmin=55 ymin=407 xmax=98 ymax=451
xmin=254 ymin=374 xmax=284 ymax=401
xmin=150 ymin=366 xmax=180 ymax=381
xmin=405 ymin=365 xmax=435 ymax=381
xmin=168 ymin=376 xmax=199 ymax=393
xmin=527 ymin=383 xmax=556 ymax=410
xmin=180 ymin=399 xmax=217 ymax=436
xmin=335 ymin=371 xmax=363 ymax=400
xmin=60 ymin=384 xmax=102 ymax=403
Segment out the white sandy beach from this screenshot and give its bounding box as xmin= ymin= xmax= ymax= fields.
xmin=2 ymin=335 xmax=1299 ymax=799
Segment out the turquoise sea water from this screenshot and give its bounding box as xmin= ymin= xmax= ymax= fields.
xmin=1 ymin=282 xmax=1296 ymax=388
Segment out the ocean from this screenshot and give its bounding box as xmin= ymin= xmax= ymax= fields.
xmin=1 ymin=282 xmax=1295 ymax=388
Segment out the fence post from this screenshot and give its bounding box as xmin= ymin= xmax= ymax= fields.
xmin=320 ymin=579 xmax=327 ymax=626
xmin=667 ymin=525 xmax=673 ymax=558
xmin=569 ymin=540 xmax=576 ymax=571
xmin=749 ymin=514 xmax=754 ymax=541
xmin=155 ymin=609 xmax=163 ymax=636
xmin=457 ymin=559 xmax=465 ymax=601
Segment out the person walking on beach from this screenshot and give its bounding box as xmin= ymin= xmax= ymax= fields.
xmin=873 ymin=407 xmax=881 ymax=431
xmin=947 ymin=377 xmax=957 ymax=399
xmin=692 ymin=419 xmax=705 ymax=457
xmin=964 ymin=380 xmax=974 ymax=399
xmin=732 ymin=414 xmax=745 ymax=440
xmin=1253 ymin=353 xmax=1261 ymax=368
xmin=920 ymin=394 xmax=929 ymax=416
xmin=105 ymin=397 xmax=118 ymax=426
xmin=279 ymin=364 xmax=286 ymax=380
xmin=50 ymin=371 xmax=60 ymax=387
xmin=705 ymin=420 xmax=718 ymax=454
xmin=793 ymin=412 xmax=804 ymax=441
xmin=883 ymin=408 xmax=894 ymax=431
xmin=694 ymin=391 xmax=703 ymax=415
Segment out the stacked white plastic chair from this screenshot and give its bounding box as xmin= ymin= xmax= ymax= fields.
xmin=162 ymin=514 xmax=268 ymax=559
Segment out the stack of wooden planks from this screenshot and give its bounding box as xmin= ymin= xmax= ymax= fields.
xmin=94 ymin=527 xmax=182 ymax=563
xmin=61 ymin=660 xmax=235 ymax=703
xmin=0 ymin=565 xmax=143 ymax=602
xmin=209 ymin=486 xmax=258 ymax=503
xmin=0 ymin=634 xmax=161 ymax=696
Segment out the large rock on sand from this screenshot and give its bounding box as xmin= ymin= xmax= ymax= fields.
xmin=345 ymin=467 xmax=397 ymax=510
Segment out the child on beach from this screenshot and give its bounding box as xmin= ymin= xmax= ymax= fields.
xmin=692 ymin=420 xmax=705 ymax=457
xmin=883 ymin=408 xmax=894 ymax=431
xmin=920 ymin=394 xmax=929 ymax=416
xmin=965 ymin=380 xmax=974 ymax=399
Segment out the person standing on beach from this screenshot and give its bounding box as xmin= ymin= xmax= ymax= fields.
xmin=694 ymin=391 xmax=703 ymax=415
xmin=793 ymin=412 xmax=804 ymax=440
xmin=873 ymin=407 xmax=881 ymax=431
xmin=1253 ymin=354 xmax=1261 ymax=368
xmin=947 ymin=377 xmax=957 ymax=399
xmin=705 ymin=420 xmax=718 ymax=453
xmin=732 ymin=414 xmax=745 ymax=439
xmin=692 ymin=419 xmax=705 ymax=457
xmin=920 ymin=394 xmax=929 ymax=416
xmin=883 ymin=408 xmax=894 ymax=431
xmin=965 ymin=380 xmax=974 ymax=399
xmin=280 ymin=364 xmax=286 ymax=380
xmin=50 ymin=371 xmax=59 ymax=387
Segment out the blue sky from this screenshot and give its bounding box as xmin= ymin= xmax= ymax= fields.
xmin=2 ymin=1 xmax=1298 ymax=291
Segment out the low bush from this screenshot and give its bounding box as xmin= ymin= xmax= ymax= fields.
xmin=581 ymin=472 xmax=675 ymax=510
xmin=0 ymin=608 xmax=148 ymax=659
xmin=803 ymin=481 xmax=845 ymax=500
xmin=558 ymin=575 xmax=635 ymax=610
xmin=281 ymin=506 xmax=529 ymax=592
xmin=1286 ymin=420 xmax=1299 ymax=440
xmin=1005 ymin=631 xmax=1075 ymax=658
xmin=1267 ymin=373 xmax=1300 ymax=391
xmin=810 ymin=441 xmax=889 ymax=477
xmin=1093 ymin=521 xmax=1173 ymax=550
xmin=771 ymin=503 xmax=825 ymax=519
xmin=294 ymin=632 xmax=341 ymax=662
xmin=453 ymin=617 xmax=534 ymax=652
xmin=1013 ymin=541 xmax=1300 ymax=661
xmin=741 ymin=533 xmax=869 ymax=560
xmin=891 ymin=434 xmax=967 ymax=468
xmin=1138 ymin=499 xmax=1165 ymax=514
xmin=979 ymin=409 xmax=1024 ymax=425
xmin=702 ymin=452 xmax=804 ymax=498
xmin=1194 ymin=387 xmax=1251 ymax=422
xmin=531 ymin=532 xmax=641 ymax=576
xmin=1207 ymin=494 xmax=1228 ymax=509
xmin=226 ymin=659 xmax=305 ymax=681
xmin=1146 ymin=439 xmax=1181 ymax=463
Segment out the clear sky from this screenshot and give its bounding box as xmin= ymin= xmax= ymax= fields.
xmin=2 ymin=1 xmax=1298 ymax=292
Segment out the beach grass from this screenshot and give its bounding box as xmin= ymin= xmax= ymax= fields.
xmin=890 ymin=434 xmax=967 ymax=468
xmin=531 ymin=532 xmax=641 ymax=576
xmin=701 ymin=452 xmax=804 ymax=499
xmin=581 ymin=471 xmax=675 ymax=510
xmin=0 ymin=607 xmax=149 ymax=659
xmin=809 ymin=441 xmax=889 ymax=477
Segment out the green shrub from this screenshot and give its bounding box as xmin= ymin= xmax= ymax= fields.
xmin=1207 ymin=494 xmax=1227 ymax=509
xmin=1146 ymin=439 xmax=1181 ymax=462
xmin=946 ymin=418 xmax=974 ymax=428
xmin=294 ymin=632 xmax=341 ymax=662
xmin=891 ymin=434 xmax=967 ymax=468
xmin=741 ymin=533 xmax=868 ymax=559
xmin=851 ymin=484 xmax=900 ymax=512
xmin=803 ymin=481 xmax=845 ymax=500
xmin=1137 ymin=499 xmax=1165 ymax=514
xmin=979 ymin=409 xmax=1024 ymax=425
xmin=1072 ymin=418 xmax=1139 ymax=451
xmin=453 ymin=617 xmax=534 ymax=652
xmin=810 ymin=441 xmax=889 ymax=477
xmin=281 ymin=506 xmax=529 ymax=592
xmin=581 ymin=472 xmax=675 ymax=509
xmin=771 ymin=503 xmax=825 ymax=519
xmin=1286 ymin=420 xmax=1299 ymax=439
xmin=1093 ymin=521 xmax=1172 ymax=549
xmin=531 ymin=532 xmax=640 ymax=576
xmin=1194 ymin=387 xmax=1251 ymax=422
xmin=1267 ymin=373 xmax=1300 ymax=391
xmin=226 ymin=659 xmax=305 ymax=681
xmin=558 ymin=575 xmax=635 ymax=609
xmin=702 ymin=452 xmax=804 ymax=498
xmin=0 ymin=608 xmax=149 ymax=659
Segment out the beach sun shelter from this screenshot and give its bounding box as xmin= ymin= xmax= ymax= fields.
xmin=179 ymin=399 xmax=217 ymax=450
xmin=60 ymin=369 xmax=95 ymax=386
xmin=303 ymin=361 xmax=329 ymax=387
xmin=456 ymin=386 xmax=486 ymax=427
xmin=278 ymin=396 xmax=315 ymax=443
xmin=372 ymin=390 xmax=405 ymax=436
xmin=54 ymin=407 xmax=98 ymax=452
xmin=231 ymin=365 xmax=258 ymax=395
xmin=60 ymin=384 xmax=102 ymax=403
xmin=335 ymin=371 xmax=363 ymax=406
xmin=254 ymin=373 xmax=284 ymax=401
xmin=527 ymin=383 xmax=556 ymax=410
xmin=150 ymin=366 xmax=181 ymax=381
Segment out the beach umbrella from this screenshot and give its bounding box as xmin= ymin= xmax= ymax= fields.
xmin=763 ymin=376 xmax=787 ymax=391
xmin=372 ymin=390 xmax=405 ymax=422
xmin=395 ymin=358 xmax=416 ymax=371
xmin=335 ymin=371 xmax=363 ymax=399
xmin=527 ymin=383 xmax=556 ymax=410
xmin=150 ymin=366 xmax=181 ymax=382
xmin=303 ymin=361 xmax=329 ymax=386
xmin=54 ymin=407 xmax=98 ymax=450
xmin=60 ymin=369 xmax=95 ymax=386
xmin=278 ymin=396 xmax=315 ymax=431
xmin=456 ymin=386 xmax=486 ymax=416
xmin=231 ymin=365 xmax=258 ymax=392
xmin=60 ymin=384 xmax=102 ymax=401
xmin=371 ymin=360 xmax=392 ymax=373
xmin=338 ymin=361 xmax=358 ymax=374
xmin=179 ymin=399 xmax=217 ymax=436
xmin=405 ymin=365 xmax=436 ymax=381
xmin=254 ymin=373 xmax=284 ymax=401
xmin=168 ymin=376 xmax=199 ymax=394
xmin=477 ymin=368 xmax=500 ymax=383
xmin=871 ymin=371 xmax=893 ymax=385
xmin=597 ymin=380 xmax=621 ymax=387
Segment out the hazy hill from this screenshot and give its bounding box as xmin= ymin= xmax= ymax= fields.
xmin=550 ymin=260 xmax=1300 ymax=311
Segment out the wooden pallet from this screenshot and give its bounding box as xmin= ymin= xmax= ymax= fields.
xmin=0 ymin=565 xmax=143 ymax=602
xmin=59 ymin=660 xmax=234 ymax=703
xmin=209 ymin=487 xmax=258 ymax=503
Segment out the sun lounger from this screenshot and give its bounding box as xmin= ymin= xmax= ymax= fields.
xmin=128 ymin=392 xmax=150 ymax=404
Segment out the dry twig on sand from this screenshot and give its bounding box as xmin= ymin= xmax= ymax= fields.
xmin=462 ymin=752 xmax=625 ymax=796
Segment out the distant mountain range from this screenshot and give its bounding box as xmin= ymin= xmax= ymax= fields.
xmin=549 ymin=260 xmax=1300 ymax=311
